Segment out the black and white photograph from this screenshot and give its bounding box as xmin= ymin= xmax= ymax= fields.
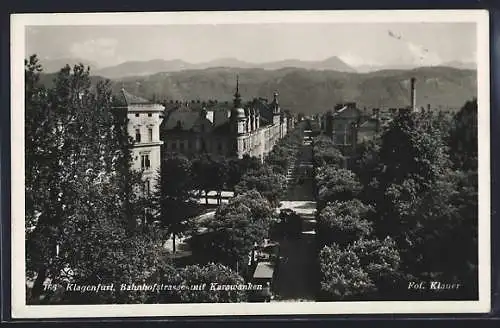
xmin=10 ymin=10 xmax=490 ymax=317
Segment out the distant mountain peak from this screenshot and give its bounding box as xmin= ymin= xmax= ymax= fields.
xmin=38 ymin=57 xmax=100 ymax=73
xmin=92 ymin=56 xmax=356 ymax=78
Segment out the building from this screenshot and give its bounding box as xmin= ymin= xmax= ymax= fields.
xmin=118 ymin=88 xmax=164 ymax=194
xmin=321 ymin=104 xmax=388 ymax=149
xmin=319 ymin=77 xmax=422 ymax=151
xmin=161 ymin=77 xmax=295 ymax=161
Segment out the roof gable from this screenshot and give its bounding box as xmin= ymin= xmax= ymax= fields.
xmin=333 ymin=106 xmax=360 ymax=119
xmin=121 ymin=89 xmax=152 ymax=105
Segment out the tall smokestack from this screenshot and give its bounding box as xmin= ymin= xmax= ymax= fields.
xmin=410 ymin=77 xmax=417 ymax=112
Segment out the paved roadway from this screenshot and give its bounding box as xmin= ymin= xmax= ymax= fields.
xmin=273 ymin=129 xmax=318 ymax=301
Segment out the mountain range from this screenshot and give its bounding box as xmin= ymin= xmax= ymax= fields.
xmin=38 ymin=57 xmax=101 ymax=74
xmin=355 ymin=61 xmax=476 ymax=73
xmin=39 ymin=65 xmax=477 ymax=115
xmin=39 ymin=56 xmax=356 ymax=78
xmin=38 ymin=56 xmax=476 ymax=79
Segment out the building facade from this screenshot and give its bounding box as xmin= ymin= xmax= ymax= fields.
xmin=318 ymin=76 xmax=421 ymax=150
xmin=119 ymin=88 xmax=164 ymax=194
xmin=160 ymin=78 xmax=294 ymax=161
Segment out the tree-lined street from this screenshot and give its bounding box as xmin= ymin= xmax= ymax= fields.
xmin=273 ymin=128 xmax=318 ymax=301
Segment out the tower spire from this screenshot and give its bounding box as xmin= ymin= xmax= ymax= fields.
xmin=236 ymin=75 xmax=239 ymax=95
xmin=233 ymin=75 xmax=242 ymax=108
xmin=272 ymin=90 xmax=280 ymax=114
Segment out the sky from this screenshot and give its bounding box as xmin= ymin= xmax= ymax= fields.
xmin=25 ymin=23 xmax=477 ymax=68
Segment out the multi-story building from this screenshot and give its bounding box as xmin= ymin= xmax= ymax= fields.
xmin=160 ymin=78 xmax=295 ymax=161
xmin=319 ymin=77 xmax=422 ymax=151
xmin=118 ymin=88 xmax=164 ymax=194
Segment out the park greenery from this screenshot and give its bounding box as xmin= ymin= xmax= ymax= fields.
xmin=314 ymin=102 xmax=479 ymax=300
xmin=188 ymin=190 xmax=276 ymax=276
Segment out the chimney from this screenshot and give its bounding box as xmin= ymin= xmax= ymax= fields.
xmin=427 ymin=104 xmax=431 ymax=111
xmin=374 ymin=108 xmax=380 ymax=133
xmin=410 ymin=77 xmax=417 ymax=112
xmin=350 ymin=122 xmax=358 ymax=150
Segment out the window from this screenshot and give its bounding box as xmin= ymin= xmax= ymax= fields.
xmin=218 ymin=142 xmax=223 ymax=152
xmin=141 ymin=154 xmax=150 ymax=169
xmin=148 ymin=113 xmax=152 ymax=117
xmin=144 ymin=179 xmax=151 ymax=195
xmin=180 ymin=142 xmax=185 ymax=151
xmin=171 ymin=142 xmax=177 ymax=150
xmin=135 ymin=113 xmax=139 ymax=117
xmin=135 ymin=129 xmax=141 ymax=143
xmin=148 ymin=128 xmax=153 ymax=142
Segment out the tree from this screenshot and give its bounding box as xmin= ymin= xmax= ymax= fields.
xmin=230 ymin=189 xmax=276 ymax=223
xmin=170 ymin=263 xmax=247 ymax=303
xmin=51 ymin=217 xmax=173 ymax=304
xmin=266 ymin=145 xmax=294 ymax=174
xmin=377 ymin=110 xmax=450 ymax=193
xmin=210 ymin=155 xmax=229 ymax=204
xmin=318 ymin=237 xmax=400 ymax=301
xmin=314 ymin=146 xmax=345 ymax=168
xmin=448 ymin=99 xmax=478 ymax=171
xmin=313 ymin=135 xmax=345 ymax=168
xmin=25 ymin=56 xmax=161 ymax=304
xmin=361 ymin=107 xmax=478 ymax=297
xmin=189 ymin=191 xmax=274 ymax=273
xmin=352 ymin=138 xmax=381 ymax=189
xmin=349 ymin=237 xmax=401 ymax=293
xmin=317 ymin=200 xmax=373 ymax=247
xmin=191 ymin=154 xmax=213 ymax=204
xmin=26 ymin=59 xmax=117 ymax=300
xmin=363 ymin=109 xmax=451 ymax=244
xmin=265 ymin=125 xmax=304 ymax=174
xmin=315 ymin=166 xmax=362 ymax=210
xmin=390 ymin=169 xmax=478 ymax=289
xmin=226 ymin=155 xmax=262 ymax=190
xmin=153 ymin=153 xmax=197 ymax=253
xmin=319 ymin=244 xmax=375 ymax=300
xmin=235 ymin=165 xmax=286 ymax=208
xmin=25 ymin=56 xmax=57 ymax=298
xmin=191 ymin=154 xmax=228 ymax=204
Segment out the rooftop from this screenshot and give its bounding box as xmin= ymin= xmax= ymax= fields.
xmin=253 ymin=262 xmax=274 ymax=279
xmin=121 ymin=88 xmax=153 ymax=105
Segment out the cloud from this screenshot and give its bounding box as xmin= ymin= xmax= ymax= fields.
xmin=387 ymin=30 xmax=442 ymax=66
xmin=338 ymin=53 xmax=381 ymax=67
xmin=462 ymin=49 xmax=477 ymax=63
xmin=69 ymin=38 xmax=118 ymax=62
xmin=406 ymin=41 xmax=441 ymax=66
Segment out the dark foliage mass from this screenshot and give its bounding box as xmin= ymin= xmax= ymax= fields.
xmin=314 ymin=99 xmax=479 ymax=300
xmin=25 ymin=55 xmax=252 ymax=304
xmin=188 ymin=190 xmax=275 ymax=275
